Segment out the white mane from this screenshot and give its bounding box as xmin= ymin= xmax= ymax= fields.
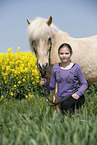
xmin=27 ymin=17 xmax=58 ymax=41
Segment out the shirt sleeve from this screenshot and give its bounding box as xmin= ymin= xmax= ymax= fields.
xmin=44 ymin=67 xmax=56 ymax=90
xmin=75 ymin=65 xmax=88 ymax=97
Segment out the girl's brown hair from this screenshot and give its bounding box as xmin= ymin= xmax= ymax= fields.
xmin=58 ymin=43 xmax=73 ymax=55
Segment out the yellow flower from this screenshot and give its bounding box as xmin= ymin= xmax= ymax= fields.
xmin=18 ymin=47 xmax=20 ymax=50
xmin=17 ymin=47 xmax=20 ymax=53
xmin=18 ymin=81 xmax=21 ymax=84
xmin=2 ymin=66 xmax=5 ymax=70
xmin=10 ymin=92 xmax=13 ymax=96
xmin=7 ymin=48 xmax=12 ymax=53
xmin=14 ymin=85 xmax=16 ymax=88
xmin=1 ymin=95 xmax=4 ymax=99
xmin=23 ymin=78 xmax=26 ymax=82
xmin=25 ymin=95 xmax=28 ymax=98
xmin=29 ymin=94 xmax=34 ymax=98
xmin=32 ymin=82 xmax=35 ymax=85
xmin=31 ymin=77 xmax=33 ymax=80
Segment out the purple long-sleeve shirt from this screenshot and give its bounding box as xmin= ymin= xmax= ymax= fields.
xmin=44 ymin=63 xmax=88 ymax=101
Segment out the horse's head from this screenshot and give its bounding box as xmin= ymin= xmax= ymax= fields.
xmin=27 ymin=16 xmax=53 ymax=76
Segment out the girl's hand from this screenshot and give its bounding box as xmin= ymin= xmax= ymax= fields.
xmin=40 ymin=78 xmax=47 ymax=86
xmin=72 ymin=93 xmax=79 ymax=100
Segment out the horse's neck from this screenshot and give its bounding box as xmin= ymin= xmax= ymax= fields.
xmin=53 ymin=31 xmax=71 ymax=47
xmin=51 ymin=31 xmax=71 ymax=65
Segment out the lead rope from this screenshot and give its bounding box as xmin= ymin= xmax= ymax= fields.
xmin=42 ymin=85 xmax=71 ymax=106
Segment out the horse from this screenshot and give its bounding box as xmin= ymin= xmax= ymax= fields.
xmin=27 ymin=16 xmax=97 ymax=102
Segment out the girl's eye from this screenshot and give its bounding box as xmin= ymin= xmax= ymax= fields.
xmin=59 ymin=52 xmax=70 ymax=55
xmin=65 ymin=53 xmax=69 ymax=55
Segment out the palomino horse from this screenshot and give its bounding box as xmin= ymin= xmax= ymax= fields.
xmin=27 ymin=16 xmax=97 ymax=101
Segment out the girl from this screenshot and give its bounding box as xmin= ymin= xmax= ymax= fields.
xmin=40 ymin=43 xmax=88 ymax=114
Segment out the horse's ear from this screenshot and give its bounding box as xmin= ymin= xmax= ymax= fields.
xmin=26 ymin=18 xmax=32 ymax=25
xmin=46 ymin=16 xmax=52 ymax=26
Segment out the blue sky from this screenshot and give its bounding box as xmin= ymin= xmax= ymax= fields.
xmin=0 ymin=0 xmax=97 ymax=53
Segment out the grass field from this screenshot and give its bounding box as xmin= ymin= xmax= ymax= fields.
xmin=0 ymin=90 xmax=97 ymax=145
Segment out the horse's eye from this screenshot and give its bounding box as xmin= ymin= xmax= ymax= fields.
xmin=31 ymin=40 xmax=36 ymax=49
xmin=32 ymin=40 xmax=35 ymax=45
xmin=31 ymin=40 xmax=36 ymax=54
xmin=48 ymin=37 xmax=51 ymax=43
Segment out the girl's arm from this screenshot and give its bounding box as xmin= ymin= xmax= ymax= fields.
xmin=75 ymin=65 xmax=88 ymax=97
xmin=43 ymin=68 xmax=56 ymax=90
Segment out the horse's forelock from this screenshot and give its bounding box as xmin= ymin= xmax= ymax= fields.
xmin=27 ymin=17 xmax=53 ymax=40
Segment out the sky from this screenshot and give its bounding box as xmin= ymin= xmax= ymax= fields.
xmin=0 ymin=0 xmax=97 ymax=53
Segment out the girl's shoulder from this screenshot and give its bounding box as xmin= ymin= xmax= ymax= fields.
xmin=52 ymin=64 xmax=60 ymax=72
xmin=74 ymin=63 xmax=81 ymax=68
xmin=73 ymin=63 xmax=82 ymax=72
xmin=53 ymin=63 xmax=59 ymax=69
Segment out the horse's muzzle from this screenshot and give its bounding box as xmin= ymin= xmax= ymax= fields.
xmin=37 ymin=62 xmax=48 ymax=70
xmin=37 ymin=62 xmax=49 ymax=77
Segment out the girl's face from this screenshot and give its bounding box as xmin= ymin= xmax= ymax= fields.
xmin=58 ymin=47 xmax=71 ymax=63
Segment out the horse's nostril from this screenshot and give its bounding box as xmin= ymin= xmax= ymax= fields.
xmin=46 ymin=63 xmax=48 ymax=68
xmin=37 ymin=63 xmax=42 ymax=70
xmin=37 ymin=62 xmax=48 ymax=71
xmin=42 ymin=63 xmax=48 ymax=69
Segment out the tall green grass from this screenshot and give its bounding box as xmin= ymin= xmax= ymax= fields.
xmin=0 ymin=90 xmax=97 ymax=145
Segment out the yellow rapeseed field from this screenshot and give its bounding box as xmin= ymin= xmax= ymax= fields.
xmin=0 ymin=47 xmax=41 ymax=99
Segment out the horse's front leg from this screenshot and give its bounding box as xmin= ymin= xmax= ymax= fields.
xmin=50 ymin=83 xmax=60 ymax=109
xmin=50 ymin=89 xmax=56 ymax=107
